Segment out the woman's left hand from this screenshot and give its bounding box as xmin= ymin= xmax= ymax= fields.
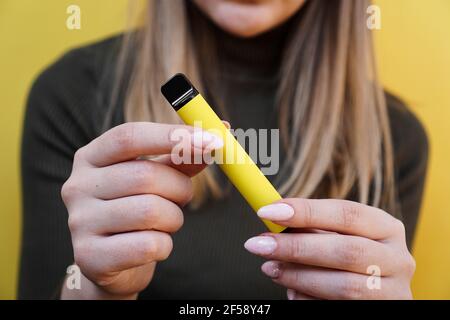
xmin=244 ymin=199 xmax=416 ymax=300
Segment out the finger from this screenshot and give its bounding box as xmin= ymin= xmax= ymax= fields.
xmin=71 ymin=195 xmax=184 ymax=235
xmin=89 ymin=160 xmax=193 ymax=205
xmin=262 ymin=262 xmax=395 ymax=300
xmin=153 ymin=153 xmax=209 ymax=177
xmin=245 ymin=234 xmax=397 ymax=275
xmin=80 ymin=122 xmax=223 ymax=167
xmin=257 ymin=199 xmax=401 ymax=240
xmin=150 ymin=125 xmax=227 ymax=177
xmin=75 ymin=231 xmax=173 ymax=276
xmin=96 ymin=262 xmax=157 ymax=296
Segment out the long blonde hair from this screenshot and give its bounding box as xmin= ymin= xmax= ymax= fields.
xmin=113 ymin=0 xmax=397 ymax=214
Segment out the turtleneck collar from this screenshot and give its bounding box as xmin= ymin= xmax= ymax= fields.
xmin=214 ymin=19 xmax=294 ymax=78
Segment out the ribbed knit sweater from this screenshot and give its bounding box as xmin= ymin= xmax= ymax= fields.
xmin=19 ymin=9 xmax=428 ymax=299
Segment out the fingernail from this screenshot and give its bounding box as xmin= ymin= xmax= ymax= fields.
xmin=222 ymin=120 xmax=231 ymax=129
xmin=261 ymin=261 xmax=281 ymax=279
xmin=287 ymin=289 xmax=296 ymax=300
xmin=191 ymin=131 xmax=223 ymax=150
xmin=244 ymin=236 xmax=277 ymax=255
xmin=257 ymin=203 xmax=294 ymax=221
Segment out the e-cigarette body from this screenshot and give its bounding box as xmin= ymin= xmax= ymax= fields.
xmin=161 ymin=74 xmax=286 ymax=233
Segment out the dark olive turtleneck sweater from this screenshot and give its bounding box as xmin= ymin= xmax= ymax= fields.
xmin=19 ymin=9 xmax=428 ymax=299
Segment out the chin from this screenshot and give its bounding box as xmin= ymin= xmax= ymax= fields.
xmin=216 ymin=17 xmax=274 ymax=38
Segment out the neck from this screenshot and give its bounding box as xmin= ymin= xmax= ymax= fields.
xmin=189 ymin=3 xmax=298 ymax=79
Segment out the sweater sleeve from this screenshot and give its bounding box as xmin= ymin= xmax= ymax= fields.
xmin=387 ymin=94 xmax=429 ymax=250
xmin=18 ymin=48 xmax=101 ymax=299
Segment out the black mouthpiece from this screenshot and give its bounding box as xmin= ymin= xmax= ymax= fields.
xmin=161 ymin=73 xmax=199 ymax=111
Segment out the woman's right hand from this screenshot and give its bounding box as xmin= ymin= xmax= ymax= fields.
xmin=60 ymin=122 xmax=222 ymax=299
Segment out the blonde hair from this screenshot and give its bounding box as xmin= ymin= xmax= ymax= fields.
xmin=114 ymin=0 xmax=397 ymax=213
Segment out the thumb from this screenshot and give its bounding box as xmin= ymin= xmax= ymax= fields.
xmin=152 ymin=120 xmax=230 ymax=177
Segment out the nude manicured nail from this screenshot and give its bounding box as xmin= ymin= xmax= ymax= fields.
xmin=257 ymin=203 xmax=294 ymax=221
xmin=222 ymin=120 xmax=231 ymax=129
xmin=261 ymin=261 xmax=281 ymax=279
xmin=244 ymin=236 xmax=277 ymax=255
xmin=191 ymin=131 xmax=223 ymax=150
xmin=287 ymin=289 xmax=296 ymax=300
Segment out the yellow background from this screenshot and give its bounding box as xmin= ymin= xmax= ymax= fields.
xmin=0 ymin=0 xmax=448 ymax=299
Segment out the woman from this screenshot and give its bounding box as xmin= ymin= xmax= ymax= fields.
xmin=19 ymin=0 xmax=428 ymax=299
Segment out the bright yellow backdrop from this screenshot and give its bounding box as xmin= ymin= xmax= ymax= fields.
xmin=0 ymin=0 xmax=449 ymax=299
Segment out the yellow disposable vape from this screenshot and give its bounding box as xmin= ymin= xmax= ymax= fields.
xmin=161 ymin=74 xmax=286 ymax=233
